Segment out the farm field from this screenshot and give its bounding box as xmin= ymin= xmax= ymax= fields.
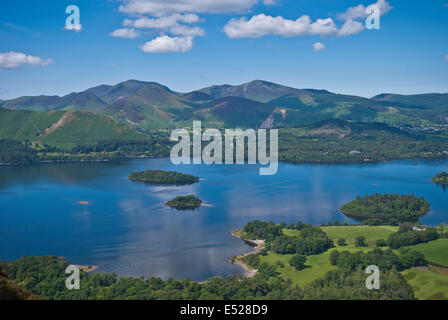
xmin=403 ymin=267 xmax=448 ymax=300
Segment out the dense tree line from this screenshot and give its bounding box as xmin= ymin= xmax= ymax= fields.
xmin=1 ymin=255 xmax=416 ymax=300
xmin=340 ymin=193 xmax=430 ymax=225
xmin=242 ymin=221 xmax=334 ymax=256
xmin=70 ymin=137 xmax=171 ymax=158
xmin=329 ymin=247 xmax=426 ymax=272
xmin=242 ymin=221 xmax=283 ymax=241
xmin=278 ymin=127 xmax=448 ymax=164
xmin=0 ymin=265 xmax=41 ymax=300
xmin=270 ymin=227 xmax=334 ymax=256
xmin=302 ymin=268 xmax=415 ymax=300
xmin=0 ymin=140 xmax=39 ymax=165
xmin=387 ymin=223 xmax=439 ymax=249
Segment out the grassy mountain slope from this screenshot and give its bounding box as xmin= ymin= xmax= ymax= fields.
xmin=268 ymin=91 xmax=422 ymax=127
xmin=2 ymin=80 xmax=447 ymax=130
xmin=0 ymin=108 xmax=144 ymax=149
xmin=180 ymin=96 xmax=277 ymax=128
xmin=57 ymin=92 xmax=108 ymax=112
xmin=0 ymin=92 xmax=108 ymax=113
xmin=198 ymin=80 xmax=311 ymax=103
xmin=0 ymin=95 xmax=61 ymax=112
xmin=104 ymin=97 xmax=176 ymax=129
xmin=372 ymin=93 xmax=448 ymax=123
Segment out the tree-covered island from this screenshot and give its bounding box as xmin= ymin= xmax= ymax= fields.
xmin=340 ymin=193 xmax=430 ymax=225
xmin=166 ymin=195 xmax=202 ymax=210
xmin=128 ymin=170 xmax=199 ymax=185
xmin=432 ymin=172 xmax=448 ymax=185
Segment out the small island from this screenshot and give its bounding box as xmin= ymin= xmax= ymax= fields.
xmin=432 ymin=172 xmax=448 ymax=185
xmin=128 ymin=170 xmax=199 ymax=185
xmin=166 ymin=195 xmax=203 ymax=210
xmin=340 ymin=193 xmax=430 ymax=225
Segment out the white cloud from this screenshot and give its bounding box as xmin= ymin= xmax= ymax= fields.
xmin=337 ymin=19 xmax=364 ymax=36
xmin=109 ymin=28 xmax=140 ymax=38
xmin=224 ymin=14 xmax=340 ymax=38
xmin=123 ymin=13 xmax=200 ymax=29
xmin=338 ymin=0 xmax=393 ymax=20
xmin=263 ymin=0 xmax=277 ymax=5
xmin=122 ymin=12 xmax=204 ymax=51
xmin=140 ymin=35 xmax=193 ymax=53
xmin=119 ymin=0 xmax=259 ymax=16
xmin=313 ymin=42 xmax=325 ymax=51
xmin=444 ymin=53 xmax=448 ymax=61
xmin=170 ymin=25 xmax=205 ymax=37
xmin=0 ymin=52 xmax=54 ymax=69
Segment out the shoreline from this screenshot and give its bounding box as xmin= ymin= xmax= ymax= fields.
xmin=2 ymin=155 xmax=448 ymax=167
xmin=75 ymin=265 xmax=100 ymax=273
xmin=229 ymin=230 xmax=265 ymax=278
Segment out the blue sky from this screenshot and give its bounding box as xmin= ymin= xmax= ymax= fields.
xmin=0 ymin=0 xmax=447 ymax=99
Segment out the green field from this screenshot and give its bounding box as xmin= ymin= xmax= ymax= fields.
xmin=262 ymin=226 xmax=398 ymax=286
xmin=260 ymin=247 xmax=361 ymax=287
xmin=403 ymin=268 xmax=448 ymax=300
xmin=321 ymin=225 xmax=398 ymax=247
xmin=284 ymin=225 xmax=397 ymax=248
xmin=407 ymin=239 xmax=448 ymax=267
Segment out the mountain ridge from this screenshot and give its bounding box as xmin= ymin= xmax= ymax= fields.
xmin=1 ymin=80 xmax=447 ymax=129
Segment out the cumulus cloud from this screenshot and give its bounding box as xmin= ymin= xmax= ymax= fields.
xmin=0 ymin=52 xmax=53 ymax=69
xmin=337 ymin=19 xmax=365 ymax=36
xmin=224 ymin=14 xmax=347 ymax=38
xmin=140 ymin=35 xmax=193 ymax=53
xmin=313 ymin=42 xmax=325 ymax=52
xmin=170 ymin=25 xmax=205 ymax=37
xmin=109 ymin=28 xmax=140 ymax=38
xmin=121 ymin=11 xmax=205 ymax=52
xmin=337 ymin=0 xmax=393 ymax=21
xmin=123 ymin=13 xmax=200 ymax=29
xmin=119 ymin=0 xmax=259 ymax=16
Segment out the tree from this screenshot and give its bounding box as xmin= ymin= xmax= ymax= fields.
xmin=337 ymin=238 xmax=347 ymax=246
xmin=355 ymin=236 xmax=367 ymax=247
xmin=376 ymin=239 xmax=387 ymax=247
xmin=289 ymin=254 xmax=306 ymax=271
xmin=329 ymin=250 xmax=340 ymax=265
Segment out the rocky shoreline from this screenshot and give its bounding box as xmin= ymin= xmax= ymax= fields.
xmin=229 ymin=230 xmax=265 ymax=278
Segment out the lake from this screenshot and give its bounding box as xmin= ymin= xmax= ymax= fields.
xmin=0 ymin=158 xmax=447 ymax=281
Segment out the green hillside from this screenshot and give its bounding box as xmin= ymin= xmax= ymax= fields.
xmin=0 ymin=92 xmax=108 ymax=113
xmin=179 ymin=96 xmax=276 ymax=128
xmin=104 ymin=97 xmax=176 ymax=129
xmin=269 ymin=91 xmax=421 ymax=127
xmin=0 ymin=95 xmax=61 ymax=112
xmin=372 ymin=93 xmax=448 ymax=123
xmin=0 ymin=108 xmax=145 ymax=149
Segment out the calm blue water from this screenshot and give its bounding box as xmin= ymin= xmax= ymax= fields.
xmin=0 ymin=158 xmax=447 ymax=281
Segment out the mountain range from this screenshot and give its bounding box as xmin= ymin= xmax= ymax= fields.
xmin=1 ymin=79 xmax=447 ymax=130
